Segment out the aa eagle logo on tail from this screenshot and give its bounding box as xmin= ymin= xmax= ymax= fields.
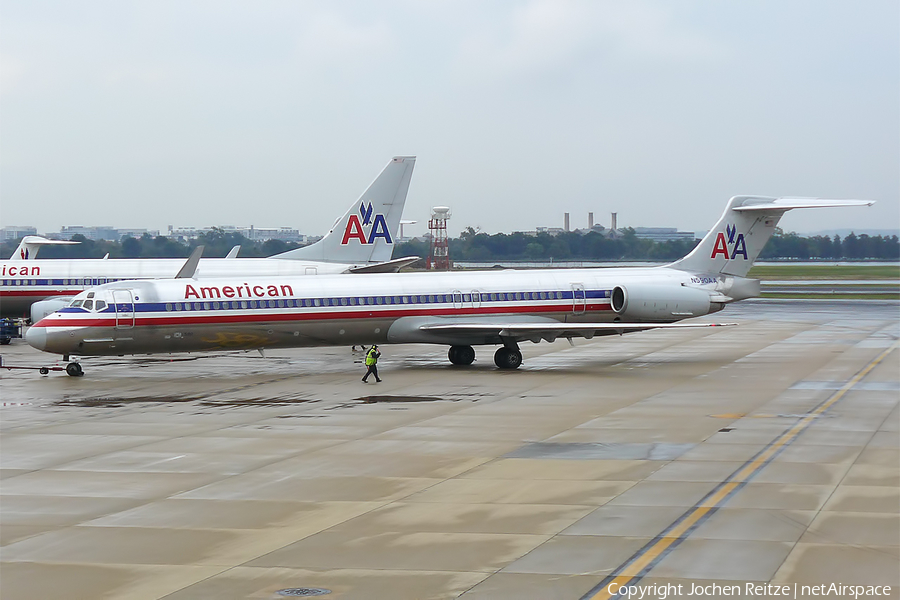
xmin=710 ymin=223 xmax=748 ymax=260
xmin=340 ymin=202 xmax=393 ymax=245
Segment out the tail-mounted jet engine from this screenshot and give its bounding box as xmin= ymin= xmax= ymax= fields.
xmin=610 ymin=284 xmax=712 ymax=321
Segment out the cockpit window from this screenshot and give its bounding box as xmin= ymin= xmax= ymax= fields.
xmin=82 ymin=300 xmax=94 ymax=310
xmin=95 ymin=300 xmax=107 ymax=311
xmin=87 ymin=292 xmax=95 ymax=298
xmin=71 ymin=300 xmax=84 ymax=307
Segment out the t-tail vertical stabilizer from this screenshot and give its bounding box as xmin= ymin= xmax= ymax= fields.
xmin=10 ymin=236 xmax=80 ymax=260
xmin=273 ymin=156 xmax=416 ymax=265
xmin=668 ymin=196 xmax=874 ymax=277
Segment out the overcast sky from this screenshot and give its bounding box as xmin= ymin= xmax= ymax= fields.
xmin=1 ymin=1 xmax=897 ymax=238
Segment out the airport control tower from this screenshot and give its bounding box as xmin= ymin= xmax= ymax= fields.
xmin=427 ymin=206 xmax=451 ymax=271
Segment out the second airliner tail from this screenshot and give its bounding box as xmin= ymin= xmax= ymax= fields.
xmin=273 ymin=156 xmax=416 ymax=265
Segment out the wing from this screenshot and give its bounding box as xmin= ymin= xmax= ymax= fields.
xmin=387 ymin=315 xmax=736 ymax=346
xmin=348 ymin=256 xmax=421 ymax=273
xmin=420 ymin=321 xmax=734 ymax=342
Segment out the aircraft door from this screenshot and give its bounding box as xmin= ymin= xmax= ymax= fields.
xmin=112 ymin=289 xmax=135 ymax=329
xmin=471 ymin=290 xmax=481 ymax=309
xmin=452 ymin=290 xmax=463 ymax=309
xmin=571 ymin=283 xmax=586 ymax=314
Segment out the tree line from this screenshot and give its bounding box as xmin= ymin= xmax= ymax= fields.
xmin=3 ymin=226 xmax=898 ymax=262
xmin=396 ymin=228 xmax=900 ymax=262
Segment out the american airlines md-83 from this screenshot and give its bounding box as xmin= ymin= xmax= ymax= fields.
xmin=1 ymin=156 xmax=416 ymax=320
xmin=26 ymin=197 xmax=872 ymax=376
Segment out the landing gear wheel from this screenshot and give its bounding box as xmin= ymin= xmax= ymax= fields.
xmin=66 ymin=362 xmax=84 ymax=377
xmin=494 ymin=347 xmax=523 ymax=370
xmin=39 ymin=367 xmax=49 ymax=375
xmin=448 ymin=345 xmax=476 ymax=366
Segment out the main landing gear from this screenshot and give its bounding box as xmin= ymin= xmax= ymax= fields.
xmin=447 ymin=344 xmax=524 ymax=370
xmin=448 ymin=345 xmax=476 ymax=366
xmin=65 ymin=362 xmax=84 ymax=377
xmin=493 ymin=347 xmax=522 ymax=370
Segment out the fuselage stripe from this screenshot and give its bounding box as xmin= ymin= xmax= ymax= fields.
xmin=37 ymin=302 xmax=613 ymax=328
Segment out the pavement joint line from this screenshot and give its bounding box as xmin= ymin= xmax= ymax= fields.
xmin=579 ymin=339 xmax=899 ymax=600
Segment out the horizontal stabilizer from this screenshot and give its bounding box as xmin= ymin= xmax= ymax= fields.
xmin=348 ymin=256 xmax=421 ymax=273
xmin=9 ymin=236 xmax=80 ymax=260
xmin=732 ymin=198 xmax=874 ymax=212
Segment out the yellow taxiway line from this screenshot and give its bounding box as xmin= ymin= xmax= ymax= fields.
xmin=581 ymin=340 xmax=899 ymax=600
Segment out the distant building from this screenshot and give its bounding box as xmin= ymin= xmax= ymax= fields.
xmin=59 ymin=226 xmax=118 ymax=241
xmin=245 ymin=227 xmax=304 ymax=243
xmin=167 ymin=225 xmax=305 ymax=243
xmin=57 ymin=226 xmax=159 ymax=241
xmin=525 ymin=211 xmax=695 ymax=242
xmin=117 ymin=228 xmax=160 ymax=239
xmin=535 ymin=227 xmax=566 ymax=236
xmin=630 ymin=227 xmax=696 ymax=242
xmin=1 ymin=226 xmax=37 ymax=241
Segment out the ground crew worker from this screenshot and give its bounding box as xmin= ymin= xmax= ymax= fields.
xmin=362 ymin=344 xmax=382 ymax=383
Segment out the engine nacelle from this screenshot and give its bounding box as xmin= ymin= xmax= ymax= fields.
xmin=610 ymin=283 xmax=711 ymax=321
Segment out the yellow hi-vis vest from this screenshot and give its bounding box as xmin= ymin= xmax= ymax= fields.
xmin=365 ymin=348 xmax=379 ymax=366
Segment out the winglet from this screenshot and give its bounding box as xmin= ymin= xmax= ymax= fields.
xmin=175 ymin=246 xmax=204 ymax=279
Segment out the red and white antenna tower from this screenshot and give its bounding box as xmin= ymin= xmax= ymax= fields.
xmin=427 ymin=206 xmax=451 ymax=271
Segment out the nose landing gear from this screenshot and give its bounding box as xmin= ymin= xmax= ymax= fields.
xmin=65 ymin=362 xmax=84 ymax=377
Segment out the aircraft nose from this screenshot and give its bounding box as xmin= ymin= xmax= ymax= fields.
xmin=25 ymin=325 xmax=47 ymax=351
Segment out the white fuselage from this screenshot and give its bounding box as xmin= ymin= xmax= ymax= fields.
xmin=0 ymin=257 xmax=352 ymax=318
xmin=26 ymin=266 xmax=724 ymax=357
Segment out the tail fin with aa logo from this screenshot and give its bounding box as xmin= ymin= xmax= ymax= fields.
xmin=273 ymin=156 xmax=416 ymax=265
xmin=668 ymin=196 xmax=874 ymax=277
